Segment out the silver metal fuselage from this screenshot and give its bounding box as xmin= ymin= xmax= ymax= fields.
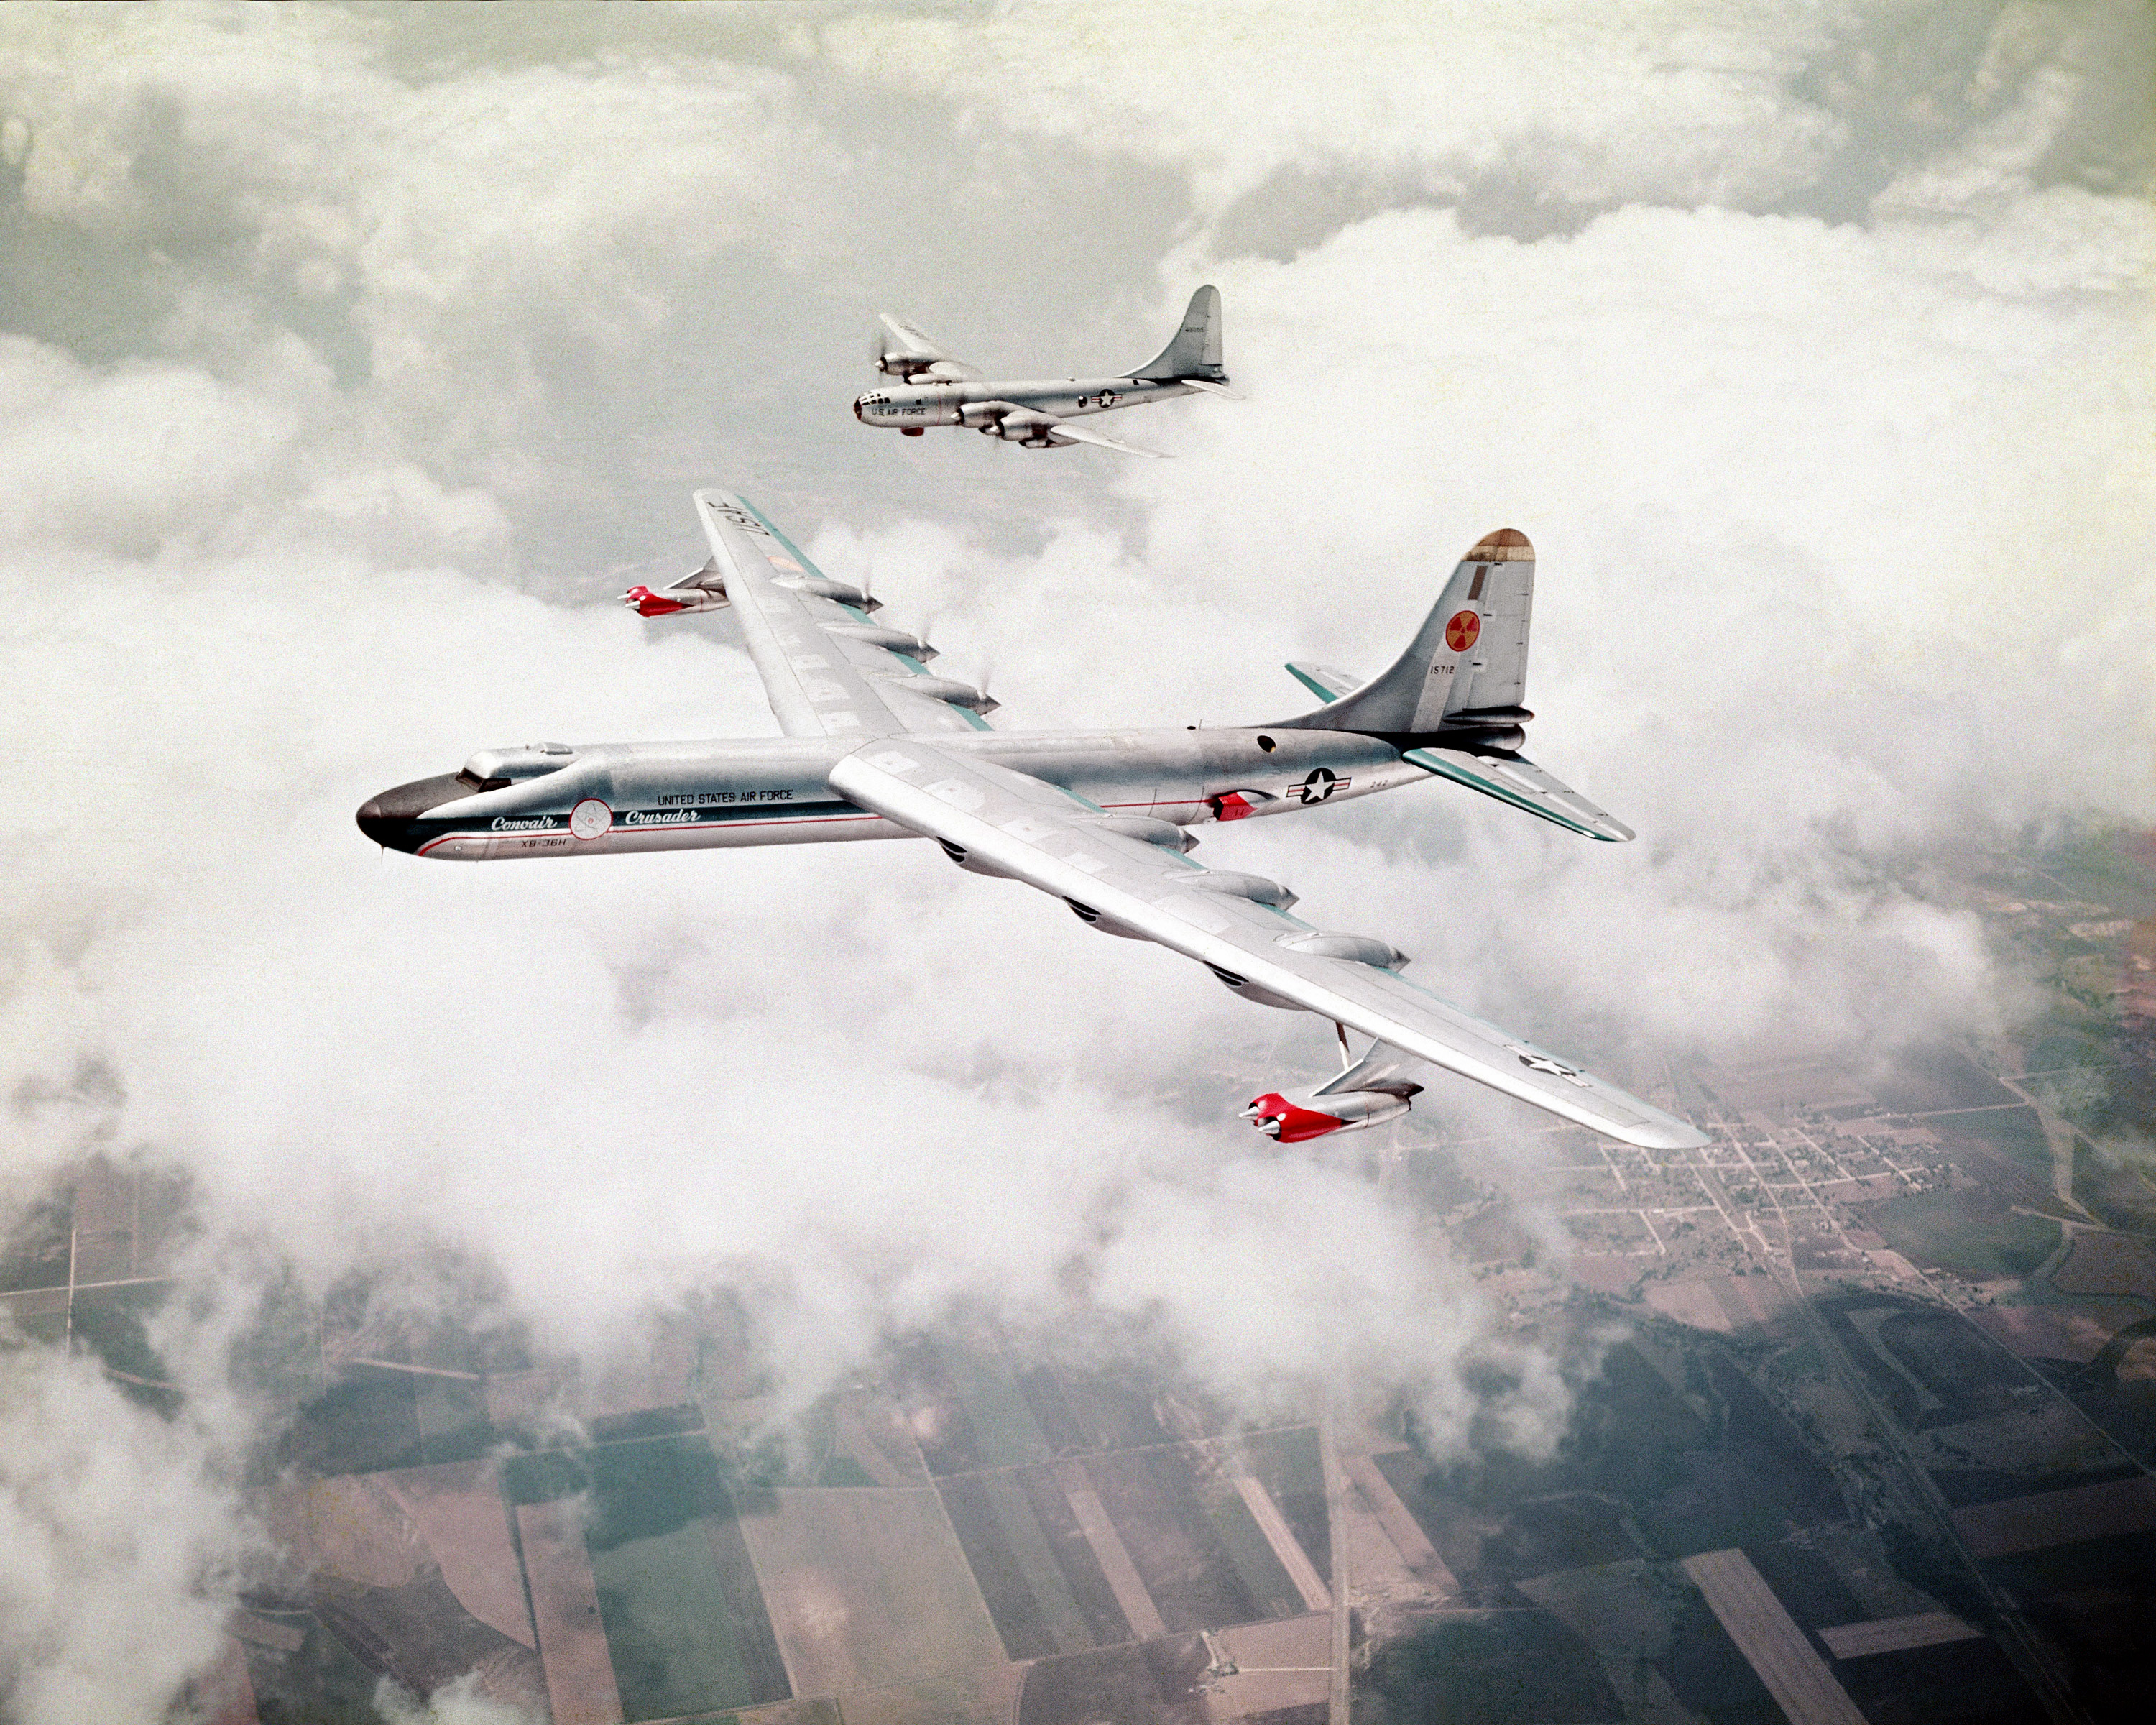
xmin=360 ymin=727 xmax=1421 ymax=862
xmin=852 ymin=376 xmax=1194 ymax=432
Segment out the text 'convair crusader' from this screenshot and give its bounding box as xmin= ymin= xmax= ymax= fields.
xmin=359 ymin=491 xmax=1708 ymax=1152
xmin=852 ymin=286 xmax=1238 ymax=458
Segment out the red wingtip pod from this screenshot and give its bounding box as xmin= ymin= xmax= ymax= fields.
xmin=622 ymin=586 xmax=688 ymax=617
xmin=1243 ymin=1093 xmax=1350 ymax=1144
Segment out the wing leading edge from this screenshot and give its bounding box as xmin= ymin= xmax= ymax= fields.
xmin=826 ymin=741 xmax=1707 ymax=1150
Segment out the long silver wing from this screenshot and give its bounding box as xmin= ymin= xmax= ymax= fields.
xmin=1044 ymin=418 xmax=1168 ymax=459
xmin=826 ymin=740 xmax=1708 ymax=1149
xmin=695 ymin=490 xmax=994 ymax=739
xmin=876 ymin=314 xmax=981 ymax=381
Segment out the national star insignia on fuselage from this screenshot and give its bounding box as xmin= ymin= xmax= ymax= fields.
xmin=359 ymin=489 xmax=1708 ymax=1153
xmin=851 ymin=286 xmax=1239 ymax=459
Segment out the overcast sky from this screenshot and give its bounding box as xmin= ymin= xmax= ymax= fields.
xmin=1 ymin=4 xmax=2152 ymax=1719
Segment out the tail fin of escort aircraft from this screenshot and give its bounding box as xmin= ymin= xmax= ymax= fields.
xmin=1132 ymin=285 xmax=1229 ymax=384
xmin=1278 ymin=529 xmax=1634 ymax=842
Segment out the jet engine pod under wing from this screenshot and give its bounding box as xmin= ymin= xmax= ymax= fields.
xmin=1245 ymin=1043 xmax=1421 ymax=1142
xmin=826 ymin=739 xmax=1708 ymax=1149
xmin=622 ymin=556 xmax=729 ymax=617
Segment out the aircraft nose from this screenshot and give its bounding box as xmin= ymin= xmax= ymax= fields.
xmin=355 ymin=771 xmax=474 ymax=854
xmin=852 ymin=395 xmax=867 ymax=421
xmin=355 ymin=796 xmax=400 ymax=847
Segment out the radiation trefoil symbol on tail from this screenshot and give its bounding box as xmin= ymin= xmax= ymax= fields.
xmin=1445 ymin=610 xmax=1481 ymax=653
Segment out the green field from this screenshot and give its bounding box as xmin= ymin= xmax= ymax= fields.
xmin=1870 ymin=1191 xmax=2060 ymax=1279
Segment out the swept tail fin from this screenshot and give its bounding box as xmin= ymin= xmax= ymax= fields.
xmin=1284 ymin=530 xmax=1534 ymax=737
xmin=1132 ymin=285 xmax=1228 ymax=382
xmin=1276 ymin=528 xmax=1633 ymax=841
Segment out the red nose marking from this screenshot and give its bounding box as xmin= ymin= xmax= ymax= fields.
xmin=1246 ymin=1094 xmax=1349 ymax=1144
xmin=625 ymin=586 xmax=688 ymax=617
xmin=1211 ymin=792 xmax=1256 ymax=822
xmin=1445 ymin=610 xmax=1480 ymax=653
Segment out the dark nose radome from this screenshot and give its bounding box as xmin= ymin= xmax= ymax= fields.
xmin=355 ymin=772 xmax=474 ymax=853
xmin=356 ymin=796 xmax=399 ymax=847
xmin=852 ymin=396 xmax=866 ymax=421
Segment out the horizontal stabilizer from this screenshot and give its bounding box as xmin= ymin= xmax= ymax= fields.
xmin=1285 ymin=662 xmax=1365 ymax=704
xmin=1404 ymin=747 xmax=1634 ymax=842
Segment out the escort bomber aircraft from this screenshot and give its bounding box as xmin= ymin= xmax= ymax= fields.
xmin=852 ymin=285 xmax=1237 ymax=457
xmin=358 ymin=491 xmax=1708 ymax=1151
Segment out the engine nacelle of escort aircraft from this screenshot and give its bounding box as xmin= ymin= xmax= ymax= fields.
xmin=982 ymin=408 xmax=1062 ymax=446
xmin=1243 ymin=1085 xmax=1414 ymax=1144
xmin=959 ymin=400 xmax=1072 ymax=446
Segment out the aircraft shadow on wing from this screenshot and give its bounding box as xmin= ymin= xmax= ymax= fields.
xmin=852 ymin=286 xmax=1240 ymax=458
xmin=359 ymin=493 xmax=1706 ymax=1153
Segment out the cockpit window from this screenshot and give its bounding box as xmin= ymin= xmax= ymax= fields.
xmin=460 ymin=745 xmax=576 ymax=786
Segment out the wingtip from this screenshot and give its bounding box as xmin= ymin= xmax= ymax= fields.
xmin=1468 ymin=528 xmax=1534 ymax=561
xmin=1631 ymin=1121 xmax=1713 ymax=1151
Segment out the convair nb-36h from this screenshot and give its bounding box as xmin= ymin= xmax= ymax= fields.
xmin=359 ymin=491 xmax=1707 ymax=1152
xmin=852 ymin=286 xmax=1236 ymax=458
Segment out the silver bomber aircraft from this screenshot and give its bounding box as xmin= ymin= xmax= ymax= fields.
xmin=359 ymin=491 xmax=1708 ymax=1152
xmin=851 ymin=286 xmax=1236 ymax=457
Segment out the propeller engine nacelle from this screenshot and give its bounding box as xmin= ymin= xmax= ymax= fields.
xmin=1243 ymin=1085 xmax=1413 ymax=1144
xmin=1002 ymin=412 xmax=1061 ymax=447
xmin=962 ymin=402 xmax=1062 ymax=446
xmin=775 ymin=574 xmax=882 ymax=612
xmin=826 ymin=622 xmax=938 ymax=660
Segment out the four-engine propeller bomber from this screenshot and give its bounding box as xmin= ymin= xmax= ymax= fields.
xmin=852 ymin=286 xmax=1237 ymax=458
xmin=359 ymin=489 xmax=1708 ymax=1152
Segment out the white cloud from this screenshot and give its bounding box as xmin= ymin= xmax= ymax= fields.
xmin=815 ymin=0 xmax=1853 ymax=218
xmin=0 ymin=1346 xmax=251 ymax=1725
